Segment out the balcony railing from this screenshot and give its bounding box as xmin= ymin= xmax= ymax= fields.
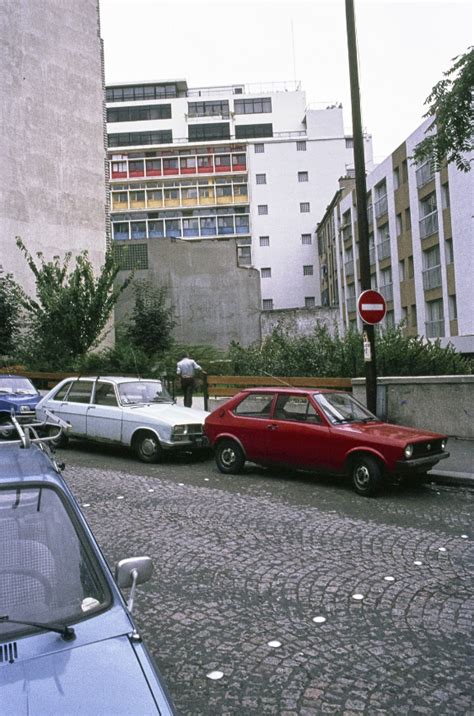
xmin=379 ymin=284 xmax=393 ymax=302
xmin=419 ymin=211 xmax=438 ymax=239
xmin=374 ymin=195 xmax=388 ymax=218
xmin=422 ymin=265 xmax=442 ymax=290
xmin=425 ymin=319 xmax=445 ymax=338
xmin=377 ymin=239 xmax=391 ymax=261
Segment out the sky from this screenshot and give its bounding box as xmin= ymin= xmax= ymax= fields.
xmin=99 ymin=0 xmax=473 ymax=163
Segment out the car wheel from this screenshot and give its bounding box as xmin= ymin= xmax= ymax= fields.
xmin=351 ymin=455 xmax=382 ymax=497
xmin=134 ymin=431 xmax=162 ymax=463
xmin=215 ymin=439 xmax=245 ymax=474
xmin=48 ymin=427 xmax=69 ymax=449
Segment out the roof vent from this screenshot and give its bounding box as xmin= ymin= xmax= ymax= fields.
xmin=1 ymin=642 xmax=18 ymax=664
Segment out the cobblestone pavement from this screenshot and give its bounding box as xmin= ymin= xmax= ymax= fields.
xmin=61 ymin=443 xmax=473 ymax=715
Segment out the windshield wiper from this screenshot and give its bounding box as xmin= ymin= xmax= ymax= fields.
xmin=0 ymin=614 xmax=76 ymax=640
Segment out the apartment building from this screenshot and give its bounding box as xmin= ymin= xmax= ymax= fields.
xmin=317 ymin=119 xmax=473 ymax=353
xmin=106 ymin=79 xmax=373 ymax=311
xmin=0 ymin=0 xmax=107 ymax=295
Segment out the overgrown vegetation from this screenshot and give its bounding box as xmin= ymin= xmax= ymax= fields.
xmin=412 ymin=46 xmax=474 ymax=172
xmin=228 ymin=321 xmax=472 ymax=377
xmin=14 ymin=238 xmax=131 ymax=370
xmin=0 ymin=269 xmax=22 ymax=357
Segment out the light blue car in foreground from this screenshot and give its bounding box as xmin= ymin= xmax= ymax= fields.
xmin=0 ymin=417 xmax=175 ymax=714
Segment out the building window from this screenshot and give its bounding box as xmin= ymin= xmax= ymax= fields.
xmin=405 ymin=208 xmax=411 ymax=230
xmin=399 ymin=260 xmax=405 ymax=282
xmin=441 ymin=183 xmax=450 ymax=209
xmin=301 ymin=234 xmax=312 ymax=245
xmin=419 ymin=192 xmax=438 ymax=238
xmin=108 ymin=130 xmax=173 ymax=147
xmin=345 ymin=137 xmax=354 ymax=149
xmin=235 ymin=123 xmax=273 ymax=139
xmin=188 ymin=123 xmax=231 ymax=142
xmin=234 ymin=97 xmax=272 ymax=114
xmin=188 ymin=100 xmax=229 ymax=118
xmin=407 ymin=255 xmax=414 ymax=278
xmin=261 ymin=267 xmax=271 ymax=278
xmin=422 ymin=245 xmax=442 ymax=290
xmin=262 ymin=299 xmax=273 ymax=310
xmin=298 ymin=171 xmax=309 ymax=182
xmin=297 ymin=141 xmax=307 ymax=151
xmin=425 ymin=298 xmax=444 ymax=337
xmin=254 ymin=144 xmax=265 ymax=153
xmin=305 ymin=297 xmax=315 ymax=308
xmin=259 ymin=236 xmax=270 ymax=247
xmin=256 ymin=173 xmax=267 ymax=185
xmin=449 ymin=295 xmax=457 ymax=320
xmin=393 ymin=166 xmax=400 ymax=189
xmin=303 ymin=265 xmax=314 ymax=276
xmin=445 ymin=239 xmax=454 ymax=264
xmin=107 ymin=104 xmax=172 ymax=122
xmin=258 ymin=205 xmax=268 ymax=215
xmin=106 ymin=82 xmax=180 ymax=102
xmin=300 ymin=202 xmax=310 ymax=213
xmin=237 ymin=245 xmax=252 ymax=266
xmin=396 ymin=213 xmax=402 ymax=236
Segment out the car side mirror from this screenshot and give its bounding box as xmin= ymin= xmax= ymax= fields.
xmin=115 ymin=556 xmax=154 ymax=613
xmin=115 ymin=556 xmax=153 ymax=588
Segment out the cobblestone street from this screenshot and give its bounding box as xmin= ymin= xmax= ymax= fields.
xmin=62 ymin=444 xmax=473 ymax=715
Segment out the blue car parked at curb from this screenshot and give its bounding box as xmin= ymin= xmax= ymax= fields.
xmin=0 ymin=413 xmax=175 ymax=715
xmin=0 ymin=375 xmax=41 ymax=422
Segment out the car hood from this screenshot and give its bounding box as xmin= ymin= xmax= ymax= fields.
xmin=127 ymin=403 xmax=208 ymax=423
xmin=340 ymin=421 xmax=444 ymax=444
xmin=1 ymin=635 xmax=164 ymax=715
xmin=0 ymin=395 xmax=39 ymax=411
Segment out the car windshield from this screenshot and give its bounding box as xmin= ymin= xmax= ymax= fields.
xmin=314 ymin=392 xmax=377 ymax=424
xmin=0 ymin=377 xmax=37 ymax=395
xmin=117 ymin=380 xmax=173 ymax=406
xmin=0 ymin=486 xmax=111 ymax=638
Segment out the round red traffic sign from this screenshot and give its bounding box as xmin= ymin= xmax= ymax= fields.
xmin=357 ymin=289 xmax=387 ymax=324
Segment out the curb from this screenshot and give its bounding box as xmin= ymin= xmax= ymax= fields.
xmin=426 ymin=471 xmax=474 ymax=488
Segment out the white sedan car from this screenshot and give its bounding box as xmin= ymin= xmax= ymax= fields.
xmin=35 ymin=376 xmax=209 ymax=463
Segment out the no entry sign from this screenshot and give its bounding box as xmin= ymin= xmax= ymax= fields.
xmin=357 ymin=289 xmax=387 ymax=324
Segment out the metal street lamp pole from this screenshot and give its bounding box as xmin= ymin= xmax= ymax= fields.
xmin=345 ymin=0 xmax=377 ymax=414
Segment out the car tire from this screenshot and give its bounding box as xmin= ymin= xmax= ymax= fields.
xmin=215 ymin=439 xmax=245 ymax=474
xmin=48 ymin=427 xmax=69 ymax=449
xmin=351 ymin=455 xmax=382 ymax=497
xmin=134 ymin=431 xmax=162 ymax=463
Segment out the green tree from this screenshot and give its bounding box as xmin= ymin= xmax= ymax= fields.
xmin=125 ymin=279 xmax=176 ymax=357
xmin=0 ymin=269 xmax=22 ymax=357
xmin=16 ymin=237 xmax=131 ymax=369
xmin=412 ymin=46 xmax=474 ymax=172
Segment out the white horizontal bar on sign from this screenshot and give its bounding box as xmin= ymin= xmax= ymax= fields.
xmin=361 ymin=303 xmax=384 ymax=311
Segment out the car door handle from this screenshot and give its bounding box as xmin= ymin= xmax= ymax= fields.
xmin=267 ymin=424 xmax=278 ymax=430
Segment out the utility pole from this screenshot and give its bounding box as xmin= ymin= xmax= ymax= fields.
xmin=345 ymin=0 xmax=377 ymax=414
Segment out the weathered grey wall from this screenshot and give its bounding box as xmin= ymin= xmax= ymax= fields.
xmin=261 ymin=307 xmax=343 ymax=337
xmin=0 ymin=0 xmax=107 ymax=294
xmin=352 ymin=376 xmax=474 ymax=438
xmin=114 ymin=238 xmax=262 ymax=350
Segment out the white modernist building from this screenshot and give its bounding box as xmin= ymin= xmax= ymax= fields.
xmin=317 ymin=119 xmax=474 ymax=353
xmin=106 ymin=79 xmax=373 ymax=311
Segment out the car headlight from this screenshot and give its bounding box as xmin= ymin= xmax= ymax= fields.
xmin=404 ymin=444 xmax=414 ymax=459
xmin=172 ymin=425 xmax=187 ymax=438
xmin=441 ymin=439 xmax=447 ymax=451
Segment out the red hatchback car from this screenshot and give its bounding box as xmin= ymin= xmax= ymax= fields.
xmin=204 ymin=388 xmax=449 ymax=496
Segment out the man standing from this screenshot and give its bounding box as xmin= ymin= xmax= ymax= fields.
xmin=176 ymin=352 xmax=205 ymax=408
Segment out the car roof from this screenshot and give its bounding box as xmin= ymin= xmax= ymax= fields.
xmin=0 ymin=443 xmax=63 ymax=487
xmin=239 ymin=386 xmax=339 ymax=395
xmin=58 ymin=376 xmax=160 ymax=383
xmin=0 ymin=374 xmax=33 ymax=379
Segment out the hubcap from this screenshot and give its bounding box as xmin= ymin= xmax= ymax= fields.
xmin=221 ymin=447 xmax=236 ymax=467
xmin=354 ymin=464 xmax=370 ymax=489
xmin=141 ymin=437 xmax=158 ymax=457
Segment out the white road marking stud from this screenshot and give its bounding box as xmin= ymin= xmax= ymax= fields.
xmin=461 ymin=534 xmax=468 ymax=539
xmin=384 ymin=576 xmax=395 ymax=582
xmin=312 ymin=616 xmax=326 ymax=623
xmin=82 ymin=503 xmax=90 ymax=507
xmin=413 ymin=560 xmax=423 ymax=565
xmin=206 ymin=670 xmax=224 ymax=680
xmin=117 ymin=495 xmax=124 ymax=500
xmin=268 ymin=640 xmax=282 ymax=648
xmin=148 ymin=489 xmax=154 ymax=493
xmin=352 ymin=594 xmax=364 ymax=600
xmin=438 ymin=547 xmax=447 ymax=552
